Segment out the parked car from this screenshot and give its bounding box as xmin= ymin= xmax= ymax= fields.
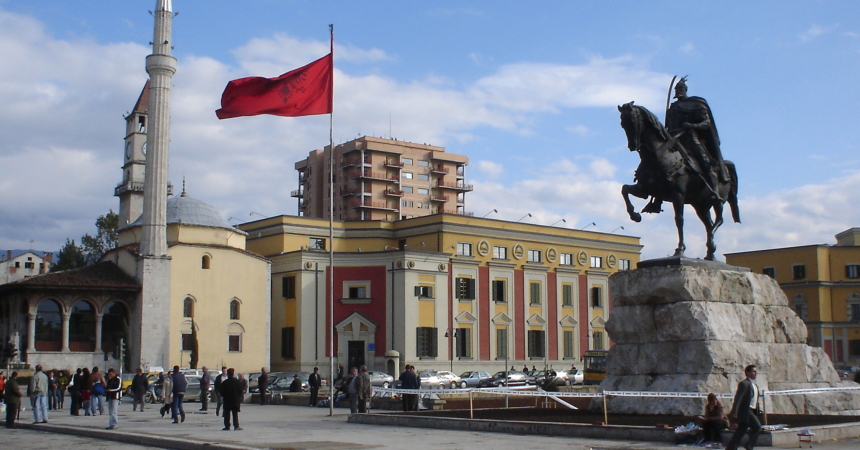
xmin=434 ymin=370 xmax=464 ymax=389
xmin=535 ymin=370 xmax=573 ymax=390
xmin=477 ymin=371 xmax=529 ymax=388
xmin=366 ymin=371 xmax=394 ymax=388
xmin=268 ymin=372 xmax=312 ymax=393
xmin=837 ymin=366 xmax=860 ymax=379
xmin=568 ymin=368 xmax=584 ymax=385
xmin=459 ymin=371 xmax=492 ymax=388
xmin=184 ymin=375 xmax=213 ymax=402
xmin=418 ymin=371 xmax=447 ymax=389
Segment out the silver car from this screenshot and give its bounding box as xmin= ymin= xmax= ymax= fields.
xmin=366 ymin=371 xmax=394 ymax=388
xmin=459 ymin=371 xmax=492 ymax=388
xmin=434 ymin=370 xmax=464 ymax=389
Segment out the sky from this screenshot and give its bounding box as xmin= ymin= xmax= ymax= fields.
xmin=1 ymin=1 xmax=859 ymax=261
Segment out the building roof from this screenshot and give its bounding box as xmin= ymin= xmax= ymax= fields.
xmin=131 ymin=80 xmax=150 ymax=114
xmin=0 ymin=261 xmax=139 ymax=291
xmin=129 ymin=192 xmax=238 ymax=233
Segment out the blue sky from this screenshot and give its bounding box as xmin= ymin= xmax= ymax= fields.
xmin=1 ymin=1 xmax=859 ymax=260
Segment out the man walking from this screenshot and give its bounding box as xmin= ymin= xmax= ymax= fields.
xmin=29 ymin=364 xmax=49 ymax=423
xmin=357 ymin=365 xmax=372 ymax=413
xmin=5 ymin=371 xmax=22 ymax=428
xmin=199 ymin=366 xmax=211 ymax=411
xmin=171 ymin=366 xmax=187 ymax=423
xmin=105 ymin=368 xmax=122 ymax=429
xmin=399 ymin=364 xmax=420 ymax=412
xmin=214 ymin=366 xmax=227 ymax=415
xmin=308 ymin=367 xmax=322 ymax=407
xmin=257 ymin=368 xmax=268 ymax=405
xmin=726 ymin=364 xmax=763 ymax=450
xmin=130 ymin=368 xmax=149 ymax=412
xmin=219 ymin=368 xmax=243 ymax=431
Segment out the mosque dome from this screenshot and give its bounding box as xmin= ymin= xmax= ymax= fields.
xmin=128 ymin=191 xmax=237 ymax=232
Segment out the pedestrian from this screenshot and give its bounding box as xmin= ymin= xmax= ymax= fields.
xmin=522 ymin=365 xmax=528 ymax=372
xmin=199 ymin=366 xmax=211 ymax=411
xmin=88 ymin=366 xmax=107 ymax=415
xmin=357 ymin=365 xmax=372 ymax=413
xmin=347 ymin=368 xmax=359 ymax=413
xmin=29 ymin=364 xmax=49 ymax=423
xmin=400 ymin=364 xmax=420 ymax=412
xmin=308 ymin=367 xmax=322 ymax=406
xmin=214 ymin=366 xmax=227 ymax=415
xmin=0 ymin=371 xmax=5 ymax=400
xmin=160 ymin=370 xmax=173 ymax=418
xmin=56 ymin=370 xmax=69 ymax=410
xmin=257 ymin=368 xmax=268 ymax=405
xmin=47 ymin=370 xmax=57 ymax=410
xmin=238 ymin=373 xmax=248 ymax=403
xmin=105 ymin=368 xmax=122 ymax=429
xmin=80 ymin=367 xmax=92 ymax=416
xmin=69 ymin=368 xmax=84 ymax=415
xmin=4 ymin=371 xmax=22 ymax=429
xmin=336 ymin=364 xmax=344 ymax=382
xmin=219 ymin=368 xmax=243 ymax=431
xmin=130 ymin=368 xmax=149 ymax=412
xmin=726 ymin=364 xmax=763 ymax=450
xmin=289 ymin=374 xmax=302 ymax=392
xmin=171 ymin=365 xmax=187 ymax=423
xmin=333 ymin=369 xmax=353 ymax=407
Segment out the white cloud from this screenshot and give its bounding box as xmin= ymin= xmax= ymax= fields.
xmin=566 ymin=124 xmax=589 ymax=136
xmin=800 ymin=24 xmax=839 ymax=42
xmin=475 ymin=160 xmax=505 ymax=179
xmin=678 ymin=42 xmax=695 ymax=54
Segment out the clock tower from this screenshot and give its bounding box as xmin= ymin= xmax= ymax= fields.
xmin=116 ymin=81 xmax=150 ymax=227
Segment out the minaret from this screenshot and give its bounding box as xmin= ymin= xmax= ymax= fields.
xmin=134 ymin=0 xmax=176 ymax=371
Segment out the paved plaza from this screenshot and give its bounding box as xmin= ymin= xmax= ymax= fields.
xmin=3 ymin=398 xmax=860 ymax=449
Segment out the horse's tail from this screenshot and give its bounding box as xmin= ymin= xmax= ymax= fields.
xmin=726 ymin=160 xmax=741 ymax=223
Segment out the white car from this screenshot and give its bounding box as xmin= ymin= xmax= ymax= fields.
xmin=434 ymin=370 xmax=464 ymax=389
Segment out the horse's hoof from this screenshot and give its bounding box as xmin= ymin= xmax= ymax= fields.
xmin=631 ymin=213 xmax=642 ymax=223
xmin=673 ymin=250 xmax=685 ymax=258
xmin=705 ymin=254 xmax=716 ymax=261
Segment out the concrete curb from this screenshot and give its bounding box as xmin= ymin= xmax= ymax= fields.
xmin=18 ymin=422 xmax=260 ymax=450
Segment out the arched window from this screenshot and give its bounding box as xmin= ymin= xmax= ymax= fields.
xmin=35 ymin=299 xmax=62 ymax=351
xmin=183 ymin=297 xmax=194 ymax=318
xmin=69 ymin=300 xmax=96 ymax=352
xmin=227 ymin=323 xmax=244 ymax=353
xmin=230 ymin=299 xmax=240 ymax=320
xmin=102 ymin=301 xmax=129 ymax=356
xmin=202 ymin=254 xmax=211 ymax=269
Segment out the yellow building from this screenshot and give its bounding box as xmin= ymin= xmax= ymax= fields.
xmin=726 ymin=228 xmax=860 ymax=366
xmin=239 ymin=213 xmax=640 ymax=376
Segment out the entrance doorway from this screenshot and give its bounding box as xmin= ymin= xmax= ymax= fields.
xmin=348 ymin=340 xmax=365 ymax=370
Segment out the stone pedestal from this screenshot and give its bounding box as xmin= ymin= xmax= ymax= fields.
xmin=594 ymin=262 xmax=860 ymax=415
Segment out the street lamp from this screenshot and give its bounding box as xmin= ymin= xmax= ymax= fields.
xmin=550 ymin=218 xmax=567 ymax=227
xmin=610 ymin=226 xmax=625 ymax=233
xmin=482 ymin=209 xmax=498 ymax=218
xmin=517 ymin=213 xmax=532 ymax=222
xmin=444 ymin=329 xmax=458 ymax=373
xmin=580 ymin=222 xmax=596 ymax=231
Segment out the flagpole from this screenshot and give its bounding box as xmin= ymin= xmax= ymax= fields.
xmin=328 ymin=23 xmax=335 ymax=417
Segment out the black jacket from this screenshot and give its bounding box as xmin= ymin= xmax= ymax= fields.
xmin=219 ymin=376 xmax=243 ymax=409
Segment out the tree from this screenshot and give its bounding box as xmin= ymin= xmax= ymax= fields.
xmin=51 ymin=239 xmax=87 ymax=271
xmin=81 ymin=210 xmax=119 ymax=265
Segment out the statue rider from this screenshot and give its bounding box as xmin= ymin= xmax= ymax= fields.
xmin=665 ymin=77 xmax=727 ymax=198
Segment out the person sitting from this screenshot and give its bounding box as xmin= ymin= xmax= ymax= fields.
xmin=289 ymin=374 xmax=302 ymax=393
xmin=697 ymin=393 xmax=729 ymax=444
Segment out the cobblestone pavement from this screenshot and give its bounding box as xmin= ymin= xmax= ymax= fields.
xmin=1 ymin=427 xmax=155 ymax=449
xmin=5 ymin=399 xmax=860 ymax=450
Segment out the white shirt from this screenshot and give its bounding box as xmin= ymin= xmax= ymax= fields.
xmin=749 ymin=379 xmax=758 ymax=410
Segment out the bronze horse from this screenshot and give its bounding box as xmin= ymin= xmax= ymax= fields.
xmin=618 ymin=102 xmax=740 ymax=260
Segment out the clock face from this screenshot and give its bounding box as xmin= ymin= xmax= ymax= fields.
xmin=142 ymin=142 xmax=147 ymax=155
xmin=125 ymin=142 xmax=132 ymax=159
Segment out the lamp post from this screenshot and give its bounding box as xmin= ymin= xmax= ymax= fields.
xmin=504 ymin=324 xmax=509 ymax=408
xmin=445 ymin=329 xmax=458 ymax=373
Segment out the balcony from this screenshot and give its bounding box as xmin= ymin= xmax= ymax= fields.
xmin=342 ymin=156 xmax=369 ymax=168
xmin=351 ymin=171 xmax=399 ymax=182
xmin=349 ymin=199 xmax=397 ymax=211
xmin=430 ymin=165 xmax=449 ymax=174
xmin=114 ymin=181 xmax=145 ymax=196
xmin=384 ymin=159 xmax=404 ymax=168
xmin=439 ymin=209 xmax=474 ymax=216
xmin=430 ymin=194 xmax=449 ymax=202
xmin=384 ymin=189 xmax=404 ymax=197
xmin=290 ymin=189 xmax=304 ymax=198
xmin=434 ymin=181 xmax=473 ymax=192
xmin=339 ymin=188 xmax=361 ymax=197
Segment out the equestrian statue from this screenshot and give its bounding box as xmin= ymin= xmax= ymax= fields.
xmin=618 ymin=77 xmax=740 ymax=261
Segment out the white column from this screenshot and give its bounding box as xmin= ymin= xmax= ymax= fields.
xmin=27 ymin=313 xmax=36 ymax=352
xmin=95 ymin=314 xmax=104 ymax=353
xmin=61 ymin=312 xmax=70 ymax=352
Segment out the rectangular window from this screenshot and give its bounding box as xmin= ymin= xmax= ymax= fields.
xmin=563 ymin=330 xmax=574 ymax=358
xmin=793 ymin=264 xmax=806 ymax=280
xmin=457 ymin=242 xmax=472 ymax=256
xmin=456 ymin=277 xmax=476 ymax=300
xmin=619 ymin=259 xmax=631 ymax=271
xmin=403 ymin=172 xmax=414 ymax=179
xmin=24 ymin=262 xmax=34 ymax=269
xmin=181 ymin=333 xmax=194 ymax=351
xmin=416 ymin=327 xmax=438 ymax=357
xmin=402 ymin=186 xmax=414 ymax=194
xmin=282 ymin=276 xmax=296 ymax=299
xmin=527 ymin=330 xmax=545 ymax=358
xmin=309 ymin=238 xmax=326 ymax=250
xmin=562 ymin=284 xmax=573 ymax=306
xmin=590 ymin=256 xmax=603 ymax=268
xmin=456 ymin=328 xmax=472 ymax=358
xmin=850 ymin=340 xmax=860 ymax=357
xmin=492 ymin=279 xmax=506 ymax=303
xmin=529 ymin=281 xmax=541 ymax=305
xmin=493 ymin=246 xmax=508 ymax=260
xmin=496 ymin=328 xmax=508 ymax=359
xmin=418 ymin=160 xmax=429 ymax=167
xmin=402 ymin=157 xmax=413 ymax=165
xmin=348 ymin=286 xmax=366 ymax=299
xmin=560 ymin=253 xmax=573 ymax=265
xmin=281 ymin=327 xmax=295 ymax=359
xmin=763 ymin=267 xmax=776 ymax=278
xmin=528 ymin=249 xmax=542 ymax=263
xmin=415 ymin=285 xmax=434 ymax=298
xmin=417 ymin=188 xmax=429 ymax=195
xmin=228 ymin=335 xmax=241 ymax=352
xmin=417 ymin=174 xmax=430 ymax=181
xmin=591 ymin=286 xmax=602 ymax=308
xmin=592 ymin=331 xmax=604 ymax=350
xmin=847 ymin=264 xmax=860 ymax=279
xmin=851 ymin=304 xmax=860 ymax=322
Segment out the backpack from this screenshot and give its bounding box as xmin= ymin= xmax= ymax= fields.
xmin=93 ymin=379 xmax=105 ymax=396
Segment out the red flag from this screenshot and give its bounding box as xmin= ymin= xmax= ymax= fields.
xmin=216 ymin=54 xmax=333 ymax=119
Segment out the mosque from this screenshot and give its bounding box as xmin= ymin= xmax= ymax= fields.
xmin=0 ymin=1 xmax=640 ymax=377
